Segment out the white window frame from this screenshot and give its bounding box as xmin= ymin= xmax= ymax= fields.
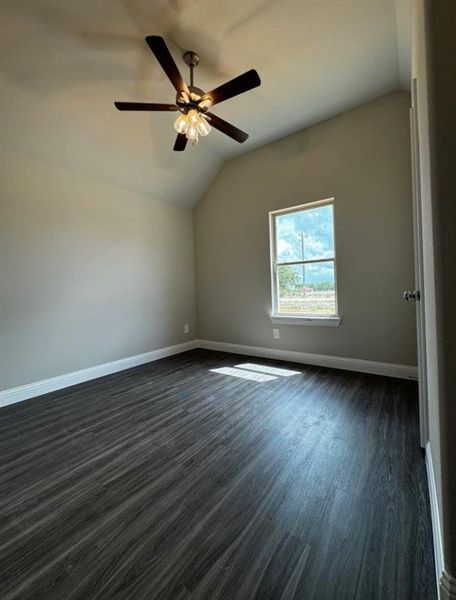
xmin=269 ymin=198 xmax=341 ymax=326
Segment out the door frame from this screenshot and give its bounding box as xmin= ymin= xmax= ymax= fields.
xmin=410 ymin=78 xmax=429 ymax=447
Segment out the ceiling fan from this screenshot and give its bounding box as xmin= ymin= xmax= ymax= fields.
xmin=114 ymin=36 xmax=261 ymax=151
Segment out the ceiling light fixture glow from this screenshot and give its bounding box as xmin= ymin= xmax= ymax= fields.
xmin=198 ymin=97 xmax=212 ymax=110
xmin=188 ymin=109 xmax=199 ymax=126
xmin=173 ymin=109 xmax=211 ymax=145
xmin=174 ymin=114 xmax=189 ymax=134
xmin=187 ymin=125 xmax=199 ymax=145
xmin=196 ymin=116 xmax=211 ymax=137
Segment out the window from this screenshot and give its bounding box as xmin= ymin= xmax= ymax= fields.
xmin=269 ymin=199 xmax=339 ymax=323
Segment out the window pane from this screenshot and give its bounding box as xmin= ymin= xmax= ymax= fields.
xmin=275 ymin=204 xmax=334 ymax=262
xmin=277 ymin=261 xmax=336 ymax=315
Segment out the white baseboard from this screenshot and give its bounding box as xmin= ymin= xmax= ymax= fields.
xmin=0 ymin=338 xmax=418 ymax=409
xmin=0 ymin=340 xmax=199 ymax=409
xmin=198 ymin=339 xmax=418 ymax=380
xmin=426 ymin=442 xmax=456 ymax=600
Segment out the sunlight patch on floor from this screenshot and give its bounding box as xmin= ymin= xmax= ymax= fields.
xmin=235 ymin=363 xmax=301 ymax=377
xmin=209 ymin=367 xmax=277 ymax=382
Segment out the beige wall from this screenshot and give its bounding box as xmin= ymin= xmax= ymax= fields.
xmin=0 ymin=149 xmax=196 ymax=390
xmin=195 ymin=92 xmax=416 ymax=366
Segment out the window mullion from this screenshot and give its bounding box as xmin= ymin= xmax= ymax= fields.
xmin=275 ymin=257 xmax=335 ymax=267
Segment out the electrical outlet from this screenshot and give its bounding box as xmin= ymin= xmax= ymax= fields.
xmin=184 ymin=324 xmax=190 ymax=334
xmin=273 ymin=328 xmax=280 ymax=339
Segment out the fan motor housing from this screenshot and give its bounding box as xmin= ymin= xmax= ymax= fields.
xmin=176 ymin=86 xmax=207 ymax=112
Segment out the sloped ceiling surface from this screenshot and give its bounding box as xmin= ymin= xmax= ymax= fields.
xmin=1 ymin=0 xmax=411 ymax=207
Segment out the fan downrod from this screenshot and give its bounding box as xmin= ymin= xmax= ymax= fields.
xmin=183 ymin=50 xmax=200 ymax=87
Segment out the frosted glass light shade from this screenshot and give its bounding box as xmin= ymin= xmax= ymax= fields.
xmin=174 ymin=114 xmax=189 ymax=134
xmin=173 ymin=109 xmax=211 ymax=145
xmin=187 ymin=126 xmax=199 ymax=145
xmin=196 ymin=116 xmax=211 ymax=137
xmin=188 ymin=109 xmax=199 ymax=126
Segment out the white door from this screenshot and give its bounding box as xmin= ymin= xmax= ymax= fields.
xmin=408 ymin=78 xmax=428 ymax=448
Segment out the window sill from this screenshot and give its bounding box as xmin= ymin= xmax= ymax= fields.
xmin=269 ymin=314 xmax=342 ymax=327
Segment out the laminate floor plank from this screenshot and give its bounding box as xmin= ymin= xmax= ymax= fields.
xmin=0 ymin=349 xmax=436 ymax=599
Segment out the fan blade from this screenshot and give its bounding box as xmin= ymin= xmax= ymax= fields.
xmin=202 ymin=69 xmax=261 ymax=107
xmin=146 ymin=36 xmax=190 ymax=96
xmin=205 ymin=112 xmax=249 ymax=143
xmin=114 ymin=102 xmax=178 ymax=111
xmin=173 ymin=133 xmax=187 ymax=151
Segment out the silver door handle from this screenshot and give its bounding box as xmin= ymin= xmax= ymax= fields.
xmin=403 ymin=290 xmax=421 ymax=301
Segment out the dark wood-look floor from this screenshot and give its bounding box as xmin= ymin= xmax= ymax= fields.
xmin=0 ymin=349 xmax=436 ymax=600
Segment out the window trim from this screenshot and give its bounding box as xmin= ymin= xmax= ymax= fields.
xmin=269 ymin=198 xmax=341 ymax=325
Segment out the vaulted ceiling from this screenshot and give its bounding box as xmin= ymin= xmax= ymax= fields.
xmin=1 ymin=0 xmax=411 ymax=207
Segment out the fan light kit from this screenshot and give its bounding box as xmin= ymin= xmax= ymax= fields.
xmin=114 ymin=37 xmax=261 ymax=151
xmin=173 ymin=108 xmax=211 ymax=145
